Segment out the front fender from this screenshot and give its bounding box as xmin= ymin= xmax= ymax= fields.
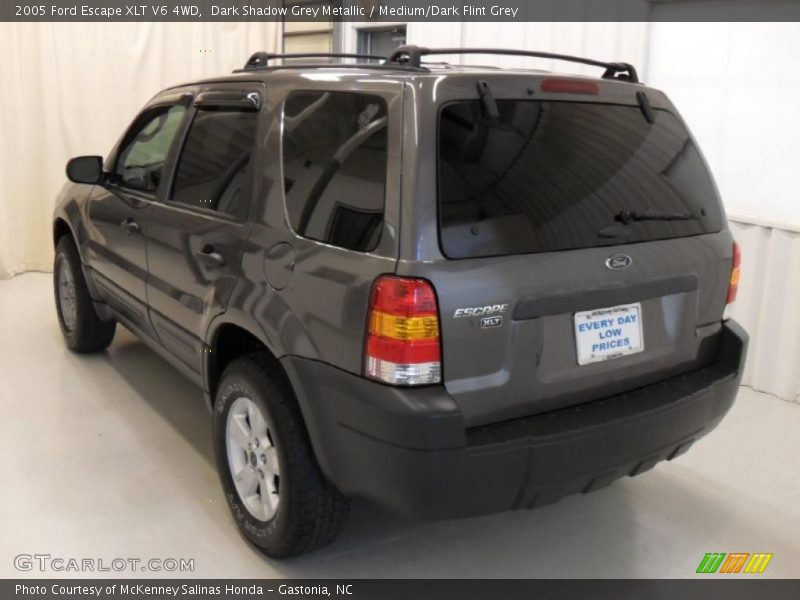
xmin=53 ymin=182 xmax=101 ymax=299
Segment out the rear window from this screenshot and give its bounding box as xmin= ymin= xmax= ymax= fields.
xmin=438 ymin=100 xmax=723 ymax=259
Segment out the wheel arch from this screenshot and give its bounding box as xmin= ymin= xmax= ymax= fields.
xmin=53 ymin=217 xmax=73 ymax=248
xmin=52 ymin=212 xmax=106 ymax=306
xmin=52 ymin=190 xmax=90 ymax=258
xmin=204 ymin=316 xmax=335 ymax=481
xmin=205 ymin=319 xmax=279 ymax=401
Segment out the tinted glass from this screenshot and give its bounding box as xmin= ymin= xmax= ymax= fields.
xmin=282 ymin=91 xmax=387 ymax=252
xmin=115 ymin=104 xmax=186 ymax=192
xmin=171 ymin=108 xmax=258 ymax=219
xmin=438 ymin=100 xmax=723 ymax=259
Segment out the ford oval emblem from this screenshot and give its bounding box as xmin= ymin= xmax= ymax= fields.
xmin=605 ymin=254 xmax=632 ymax=270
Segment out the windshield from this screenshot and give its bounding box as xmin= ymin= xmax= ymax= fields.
xmin=437 ymin=99 xmax=724 ymax=259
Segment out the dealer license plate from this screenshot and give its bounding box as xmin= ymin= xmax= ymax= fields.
xmin=574 ymin=302 xmax=644 ymax=365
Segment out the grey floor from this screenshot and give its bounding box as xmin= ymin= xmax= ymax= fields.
xmin=1 ymin=272 xmax=798 ymax=578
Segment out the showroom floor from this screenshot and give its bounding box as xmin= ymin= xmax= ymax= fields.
xmin=1 ymin=273 xmax=798 ymax=578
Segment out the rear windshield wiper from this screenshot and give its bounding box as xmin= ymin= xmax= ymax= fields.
xmin=476 ymin=80 xmax=500 ymax=122
xmin=614 ymin=210 xmax=699 ymax=225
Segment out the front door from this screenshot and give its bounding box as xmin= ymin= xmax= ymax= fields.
xmin=87 ymin=101 xmax=188 ymax=334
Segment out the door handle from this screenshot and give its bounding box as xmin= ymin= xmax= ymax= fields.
xmin=120 ymin=218 xmax=140 ymax=235
xmin=197 ymin=244 xmax=226 ymax=268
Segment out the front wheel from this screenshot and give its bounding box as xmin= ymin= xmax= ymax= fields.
xmin=53 ymin=236 xmax=116 ymax=353
xmin=213 ymin=354 xmax=350 ymax=558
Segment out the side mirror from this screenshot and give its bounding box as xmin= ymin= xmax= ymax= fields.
xmin=66 ymin=156 xmax=104 ymax=184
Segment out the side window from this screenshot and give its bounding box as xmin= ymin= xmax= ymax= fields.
xmin=115 ymin=104 xmax=186 ymax=192
xmin=282 ymin=91 xmax=388 ymax=252
xmin=170 ymin=108 xmax=259 ymax=219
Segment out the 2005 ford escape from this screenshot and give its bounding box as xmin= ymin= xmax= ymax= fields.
xmin=52 ymin=46 xmax=748 ymax=557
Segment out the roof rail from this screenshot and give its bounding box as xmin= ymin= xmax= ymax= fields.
xmin=241 ymin=51 xmax=385 ymax=70
xmin=385 ymin=45 xmax=639 ymax=83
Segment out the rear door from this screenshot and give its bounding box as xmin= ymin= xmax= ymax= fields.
xmin=144 ymin=84 xmax=263 ymax=373
xmin=402 ymin=76 xmax=734 ymax=427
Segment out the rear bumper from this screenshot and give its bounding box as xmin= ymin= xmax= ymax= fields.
xmin=282 ymin=320 xmax=748 ymax=519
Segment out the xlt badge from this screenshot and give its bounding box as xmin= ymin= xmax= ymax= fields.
xmin=480 ymin=316 xmax=503 ymax=329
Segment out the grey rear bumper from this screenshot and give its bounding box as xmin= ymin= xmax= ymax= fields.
xmin=282 ymin=320 xmax=748 ymax=519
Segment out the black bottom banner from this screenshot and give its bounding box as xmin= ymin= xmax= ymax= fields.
xmin=4 ymin=579 xmax=800 ymax=600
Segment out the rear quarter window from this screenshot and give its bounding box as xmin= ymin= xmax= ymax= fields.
xmin=438 ymin=99 xmax=723 ymax=259
xmin=282 ymin=90 xmax=388 ymax=253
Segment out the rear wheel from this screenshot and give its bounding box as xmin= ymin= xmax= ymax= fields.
xmin=213 ymin=353 xmax=350 ymax=558
xmin=53 ymin=236 xmax=116 ymax=353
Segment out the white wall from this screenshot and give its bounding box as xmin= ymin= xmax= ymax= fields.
xmin=0 ymin=22 xmax=279 ymax=279
xmin=647 ymin=21 xmax=800 ymax=227
xmin=728 ymin=219 xmax=800 ymax=402
xmin=648 ymin=21 xmax=800 ymax=403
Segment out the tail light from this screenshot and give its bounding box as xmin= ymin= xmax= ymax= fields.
xmin=726 ymin=241 xmax=741 ymax=304
xmin=364 ymin=275 xmax=441 ymax=386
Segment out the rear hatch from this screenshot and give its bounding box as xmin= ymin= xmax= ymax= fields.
xmin=404 ymin=75 xmax=734 ymax=427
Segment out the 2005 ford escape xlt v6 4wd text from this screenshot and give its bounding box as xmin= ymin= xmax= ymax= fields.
xmin=52 ymin=46 xmax=747 ymax=557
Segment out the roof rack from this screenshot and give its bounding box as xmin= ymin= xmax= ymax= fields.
xmin=385 ymin=45 xmax=640 ymax=83
xmin=241 ymin=51 xmax=386 ymax=70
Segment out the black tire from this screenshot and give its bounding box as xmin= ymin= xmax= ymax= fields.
xmin=53 ymin=236 xmax=116 ymax=353
xmin=213 ymin=353 xmax=350 ymax=558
